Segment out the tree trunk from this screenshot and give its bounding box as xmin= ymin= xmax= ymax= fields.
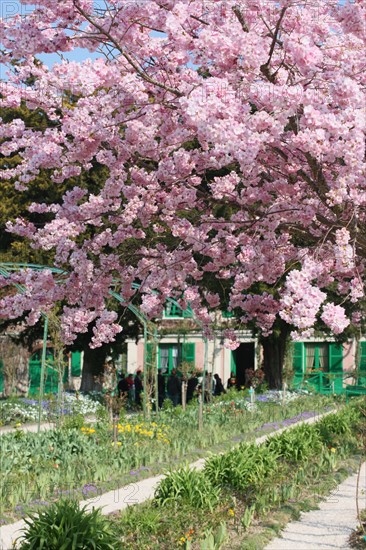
xmin=260 ymin=323 xmax=290 ymax=389
xmin=80 ymin=346 xmax=107 ymax=392
xmin=0 ymin=335 xmax=29 ymax=396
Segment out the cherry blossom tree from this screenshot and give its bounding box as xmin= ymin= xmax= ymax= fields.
xmin=0 ymin=0 xmax=365 ymax=386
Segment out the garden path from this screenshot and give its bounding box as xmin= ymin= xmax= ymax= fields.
xmin=0 ymin=421 xmax=58 ymax=434
xmin=265 ymin=461 xmax=365 ymax=550
xmin=0 ymin=409 xmax=344 ymax=549
xmin=0 ymin=416 xmax=96 ymax=435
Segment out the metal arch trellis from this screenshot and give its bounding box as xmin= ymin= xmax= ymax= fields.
xmin=0 ymin=263 xmax=208 ymax=427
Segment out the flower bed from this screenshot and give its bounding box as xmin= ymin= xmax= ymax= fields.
xmin=0 ymin=393 xmax=102 ymax=426
xmin=0 ymin=392 xmax=334 ymax=525
xmin=111 ymin=400 xmax=364 ymax=549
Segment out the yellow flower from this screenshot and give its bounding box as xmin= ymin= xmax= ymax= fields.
xmin=228 ymin=508 xmax=235 ymax=517
xmin=15 ymin=422 xmax=22 ymax=428
xmin=330 ymin=447 xmax=336 ymax=453
xmin=89 ymin=428 xmax=96 ymax=434
xmin=80 ymin=427 xmax=86 ymax=431
xmin=112 ymin=441 xmax=122 ymax=447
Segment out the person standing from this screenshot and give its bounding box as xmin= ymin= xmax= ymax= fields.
xmin=167 ymin=369 xmax=181 ymax=406
xmin=227 ymin=371 xmax=237 ymax=389
xmin=213 ymin=374 xmax=225 ymax=396
xmin=126 ymin=373 xmax=135 ymax=406
xmin=134 ymin=370 xmax=143 ymax=408
xmin=187 ymin=371 xmax=198 ymax=403
xmin=157 ymin=369 xmax=166 ymax=408
xmin=117 ymin=373 xmax=129 ymax=399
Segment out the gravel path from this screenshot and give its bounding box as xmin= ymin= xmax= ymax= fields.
xmin=265 ymin=462 xmax=366 ymax=550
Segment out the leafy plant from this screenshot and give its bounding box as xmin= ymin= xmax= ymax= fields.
xmin=154 ymin=467 xmax=221 ymax=511
xmin=200 ymin=522 xmax=227 ymax=549
xmin=204 ymin=443 xmax=277 ymax=494
xmin=61 ymin=413 xmax=85 ymax=431
xmin=241 ymin=505 xmax=256 ymax=531
xmin=18 ymin=499 xmax=121 ymax=549
xmin=266 ymin=424 xmax=322 ymax=463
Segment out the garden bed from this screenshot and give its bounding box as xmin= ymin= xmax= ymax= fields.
xmin=0 ymin=393 xmax=101 ymax=426
xmin=109 ymin=400 xmax=365 ymax=549
xmin=0 ymin=391 xmax=335 ymax=525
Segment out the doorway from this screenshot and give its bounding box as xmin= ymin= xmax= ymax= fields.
xmin=231 ymin=343 xmax=255 ymax=388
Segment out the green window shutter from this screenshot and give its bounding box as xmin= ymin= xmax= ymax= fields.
xmin=358 ymin=342 xmax=366 ymax=385
xmin=329 ymin=343 xmax=343 ymax=394
xmin=0 ymin=359 xmax=4 ymax=394
xmin=71 ymin=351 xmax=81 ymax=377
xmin=29 ymin=354 xmax=41 ymax=395
xmin=230 ymin=351 xmax=236 ymax=375
xmin=292 ymin=343 xmax=304 ymax=387
xmin=145 ymin=342 xmax=155 ymax=371
xmin=222 ymin=310 xmax=234 ymax=318
xmin=182 ymin=343 xmax=195 ymax=364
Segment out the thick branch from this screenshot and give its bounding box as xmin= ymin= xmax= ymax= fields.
xmin=260 ymin=7 xmax=286 ymax=83
xmin=232 ymin=5 xmax=249 ymax=33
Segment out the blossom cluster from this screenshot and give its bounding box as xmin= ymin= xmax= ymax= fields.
xmin=0 ymin=0 xmax=364 ymax=342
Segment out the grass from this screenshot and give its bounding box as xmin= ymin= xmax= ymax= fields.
xmin=349 ymin=509 xmax=366 ymax=549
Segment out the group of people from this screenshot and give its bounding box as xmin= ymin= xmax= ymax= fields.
xmin=117 ymin=370 xmax=143 ymax=407
xmin=117 ymin=368 xmax=235 ymax=409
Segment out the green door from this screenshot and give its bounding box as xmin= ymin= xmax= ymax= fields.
xmin=71 ymin=351 xmax=82 ymax=376
xmin=0 ymin=359 xmax=4 ymax=394
xmin=292 ymin=342 xmax=304 ymax=388
xmin=28 ymin=349 xmax=67 ymax=395
xmin=358 ymin=342 xmax=366 ymax=385
xmin=329 ymin=343 xmax=343 ymax=394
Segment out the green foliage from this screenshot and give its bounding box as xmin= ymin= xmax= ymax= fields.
xmin=18 ymin=499 xmax=120 ymax=549
xmin=241 ymin=505 xmax=256 ymax=531
xmin=315 ymin=405 xmax=361 ymax=450
xmin=204 ymin=443 xmax=277 ymax=494
xmin=266 ymin=424 xmax=322 ymax=463
xmin=61 ymin=413 xmax=85 ymax=431
xmin=200 ymin=522 xmax=227 ymax=549
xmin=154 ymin=467 xmax=221 ymax=511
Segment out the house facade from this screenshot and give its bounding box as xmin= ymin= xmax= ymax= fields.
xmin=125 ymin=304 xmax=366 ymax=391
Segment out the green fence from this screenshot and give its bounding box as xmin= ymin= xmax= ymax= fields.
xmin=0 ymin=351 xmax=82 ymax=395
xmin=291 ymin=370 xmax=365 ymax=395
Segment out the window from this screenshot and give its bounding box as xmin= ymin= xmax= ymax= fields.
xmin=222 ymin=310 xmax=234 ymax=318
xmin=158 ymin=343 xmax=196 ymax=373
xmin=305 ymin=343 xmax=329 ymax=372
xmin=159 ymin=344 xmax=181 ymax=373
xmin=164 ymin=302 xmax=193 ymax=318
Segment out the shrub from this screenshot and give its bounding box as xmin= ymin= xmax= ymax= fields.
xmin=61 ymin=413 xmax=85 ymax=431
xmin=266 ymin=423 xmax=322 ymax=463
xmin=204 ymin=443 xmax=277 ymax=494
xmin=154 ymin=467 xmax=221 ymax=511
xmin=18 ymin=499 xmax=120 ymax=549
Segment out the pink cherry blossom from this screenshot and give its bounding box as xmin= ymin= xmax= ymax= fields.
xmin=0 ymin=0 xmax=364 ymax=345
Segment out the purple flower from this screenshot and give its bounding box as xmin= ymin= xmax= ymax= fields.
xmin=82 ymin=484 xmax=98 ymax=495
xmin=129 ymin=470 xmax=138 ymax=475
